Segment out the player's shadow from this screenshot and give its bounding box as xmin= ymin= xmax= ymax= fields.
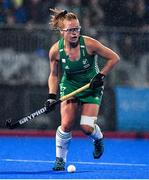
xmin=0 ymin=169 xmax=92 ymax=175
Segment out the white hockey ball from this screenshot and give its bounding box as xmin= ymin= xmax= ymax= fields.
xmin=67 ymin=164 xmax=76 ymax=173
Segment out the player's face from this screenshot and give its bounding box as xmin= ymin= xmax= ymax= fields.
xmin=61 ymin=19 xmax=81 ymax=44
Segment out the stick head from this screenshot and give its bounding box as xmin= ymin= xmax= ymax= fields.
xmin=5 ymin=119 xmax=13 ymax=129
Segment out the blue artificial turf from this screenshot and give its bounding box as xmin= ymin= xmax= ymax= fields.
xmin=0 ymin=136 xmax=149 ymax=179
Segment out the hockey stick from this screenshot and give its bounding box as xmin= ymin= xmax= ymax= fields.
xmin=6 ymin=83 xmax=90 ymax=129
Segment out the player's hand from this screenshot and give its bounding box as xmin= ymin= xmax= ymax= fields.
xmin=90 ymin=73 xmax=105 ymax=89
xmin=44 ymin=94 xmax=57 ymax=113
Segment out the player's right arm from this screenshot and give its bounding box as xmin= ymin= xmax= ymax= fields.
xmin=48 ymin=42 xmax=60 ymax=94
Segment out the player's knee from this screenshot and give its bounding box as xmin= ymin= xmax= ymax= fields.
xmin=80 ymin=115 xmax=97 ymax=135
xmin=80 ymin=124 xmax=93 ymax=135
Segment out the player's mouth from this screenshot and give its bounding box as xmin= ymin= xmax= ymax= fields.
xmin=70 ymin=36 xmax=78 ymax=42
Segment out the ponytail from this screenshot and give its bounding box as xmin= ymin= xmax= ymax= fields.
xmin=49 ymin=8 xmax=78 ymax=30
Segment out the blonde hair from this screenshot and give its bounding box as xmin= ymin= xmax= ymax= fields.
xmin=49 ymin=8 xmax=78 ymax=30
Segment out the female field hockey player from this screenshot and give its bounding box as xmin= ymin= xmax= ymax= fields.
xmin=45 ymin=8 xmax=120 ymax=171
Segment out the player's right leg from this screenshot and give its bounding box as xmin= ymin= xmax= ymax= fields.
xmin=53 ymin=99 xmax=78 ymax=171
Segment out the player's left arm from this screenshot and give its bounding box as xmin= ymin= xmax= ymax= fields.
xmin=84 ymin=36 xmax=120 ymax=75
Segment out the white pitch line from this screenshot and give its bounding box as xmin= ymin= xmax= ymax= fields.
xmin=1 ymin=158 xmax=148 ymax=167
xmin=2 ymin=159 xmax=53 ymax=163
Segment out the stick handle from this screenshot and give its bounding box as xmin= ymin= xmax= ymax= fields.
xmin=6 ymin=83 xmax=90 ymax=129
xmin=60 ymin=83 xmax=90 ymax=102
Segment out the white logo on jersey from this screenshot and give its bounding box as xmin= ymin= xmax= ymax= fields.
xmin=84 ymin=64 xmax=90 ymax=68
xmin=62 ymin=58 xmax=66 ymax=63
xmin=95 ymin=97 xmax=99 ymax=100
xmin=83 ymin=59 xmax=88 ymax=65
xmin=83 ymin=58 xmax=90 ymax=69
xmin=60 ymin=86 xmax=66 ymax=96
xmin=82 ymin=49 xmax=85 ymax=56
xmin=65 ymin=65 xmax=69 ymax=69
xmin=61 ymin=86 xmax=66 ymax=91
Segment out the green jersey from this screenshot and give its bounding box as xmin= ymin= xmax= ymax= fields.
xmin=58 ymin=36 xmax=104 ymax=105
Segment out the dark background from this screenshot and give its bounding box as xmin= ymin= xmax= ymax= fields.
xmin=0 ymin=0 xmax=149 ymax=132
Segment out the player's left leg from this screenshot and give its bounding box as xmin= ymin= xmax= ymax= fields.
xmin=80 ymin=103 xmax=104 ymax=159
